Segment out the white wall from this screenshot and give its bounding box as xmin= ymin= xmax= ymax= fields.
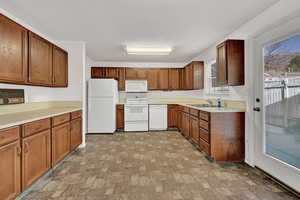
xmin=192 ymin=0 xmax=300 ymax=166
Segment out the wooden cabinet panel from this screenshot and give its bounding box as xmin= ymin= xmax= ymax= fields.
xmin=167 ymin=105 xmax=178 ymax=128
xmin=28 ymin=32 xmax=53 ymax=86
xmin=216 ymin=40 xmax=244 ymax=86
xmin=147 ymin=69 xmax=159 ymax=90
xmin=190 ymin=116 xmax=199 ymax=144
xmin=118 ymin=68 xmax=126 ymax=91
xmin=71 ymin=110 xmax=82 ymax=120
xmin=200 ymin=128 xmax=210 ymax=143
xmin=210 ymin=112 xmax=245 ymax=162
xmin=52 ymin=122 xmax=71 ymax=166
xmin=91 ymin=67 xmax=105 ymax=78
xmin=193 ymin=61 xmax=204 ymax=89
xmin=200 ymin=120 xmax=209 ymax=130
xmin=216 ymin=42 xmax=227 ymax=86
xmin=22 ymin=118 xmax=51 ymax=138
xmin=199 ymin=138 xmax=210 ymax=155
xmin=106 ymin=67 xmax=119 ymax=78
xmin=22 ymin=130 xmax=51 ymax=189
xmin=168 ymin=69 xmax=180 ymax=90
xmin=116 ymin=105 xmax=124 ymax=130
xmin=179 ymin=68 xmax=185 ymax=90
xmin=157 ymin=68 xmax=169 ymax=90
xmin=70 ymin=118 xmax=82 ymax=150
xmin=52 ymin=113 xmax=70 ymax=127
xmin=189 ymin=108 xmax=199 ymax=117
xmin=199 ymin=111 xmax=210 ymax=121
xmin=0 ymin=14 xmax=28 ymax=84
xmin=182 ymin=112 xmax=190 ymax=138
xmin=0 ymin=126 xmax=20 ymax=147
xmin=0 ymin=141 xmax=21 ymax=200
xmin=184 ymin=64 xmax=193 ymax=90
xmin=126 ymin=68 xmax=148 ymax=80
xmin=53 ymin=46 xmax=68 ymax=87
xmin=227 ymin=40 xmax=244 ymax=86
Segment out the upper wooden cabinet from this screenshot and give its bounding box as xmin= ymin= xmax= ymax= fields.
xmin=126 ymin=68 xmax=148 ymax=80
xmin=184 ymin=63 xmax=194 ymax=90
xmin=168 ymin=68 xmax=180 ymax=90
xmin=216 ymin=40 xmax=244 ymax=86
xmin=192 ymin=61 xmax=204 ymax=90
xmin=118 ymin=68 xmax=126 ymax=91
xmin=28 ymin=32 xmax=53 ymax=86
xmin=0 ymin=14 xmax=68 ymax=87
xmin=0 ymin=14 xmax=28 ymax=84
xmin=148 ymin=68 xmax=169 ymax=90
xmin=53 ymin=46 xmax=68 ymax=87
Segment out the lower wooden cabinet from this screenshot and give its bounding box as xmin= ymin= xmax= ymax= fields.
xmin=22 ymin=130 xmax=51 ymax=189
xmin=189 ymin=116 xmax=199 ymax=144
xmin=167 ymin=105 xmax=178 ymax=128
xmin=52 ymin=122 xmax=71 ymax=166
xmin=0 ymin=141 xmax=21 ymax=200
xmin=116 ymin=105 xmax=124 ymax=130
xmin=70 ymin=118 xmax=82 ymax=150
xmin=182 ymin=112 xmax=190 ymax=137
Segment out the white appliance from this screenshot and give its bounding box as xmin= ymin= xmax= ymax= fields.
xmin=88 ymin=79 xmax=118 ymax=133
xmin=124 ymin=93 xmax=149 ymax=132
xmin=125 ymin=80 xmax=148 ymax=93
xmin=149 ymin=105 xmax=168 ymax=130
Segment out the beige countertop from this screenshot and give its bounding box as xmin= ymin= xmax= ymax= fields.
xmin=117 ymin=98 xmax=246 ymax=113
xmin=0 ymin=101 xmax=82 ymax=130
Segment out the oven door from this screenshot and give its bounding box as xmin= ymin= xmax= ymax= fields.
xmin=125 ymin=104 xmax=148 ymax=121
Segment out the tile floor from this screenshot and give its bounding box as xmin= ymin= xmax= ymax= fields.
xmin=21 ymin=131 xmax=299 ymax=200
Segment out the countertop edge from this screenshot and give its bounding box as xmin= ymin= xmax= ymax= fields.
xmin=117 ymin=103 xmax=246 ymax=113
xmin=0 ymin=107 xmax=82 ymax=130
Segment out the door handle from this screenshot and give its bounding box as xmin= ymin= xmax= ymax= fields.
xmin=253 ymin=107 xmax=261 ymax=112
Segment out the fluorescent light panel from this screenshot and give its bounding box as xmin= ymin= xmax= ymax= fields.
xmin=126 ymin=46 xmax=172 ymax=55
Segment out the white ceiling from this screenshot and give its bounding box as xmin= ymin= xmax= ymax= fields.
xmin=0 ymin=0 xmax=278 ymax=62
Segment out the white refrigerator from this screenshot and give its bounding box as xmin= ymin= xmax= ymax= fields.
xmin=88 ymin=79 xmax=118 ymax=133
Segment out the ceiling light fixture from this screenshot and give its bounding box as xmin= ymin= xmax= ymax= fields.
xmin=126 ymin=46 xmax=172 ymax=55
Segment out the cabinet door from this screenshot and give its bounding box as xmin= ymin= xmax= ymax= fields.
xmin=0 ymin=14 xmax=28 ymax=84
xmin=70 ymin=118 xmax=82 ymax=150
xmin=136 ymin=69 xmax=148 ymax=79
xmin=227 ymin=40 xmax=244 ymax=86
xmin=91 ymin=67 xmax=105 ymax=78
xmin=106 ymin=67 xmax=119 ymax=78
xmin=148 ymin=69 xmax=159 ymax=90
xmin=179 ymin=68 xmax=185 ymax=90
xmin=216 ymin=42 xmax=227 ymax=86
xmin=193 ymin=62 xmax=204 ymax=90
xmin=53 ymin=46 xmax=68 ymax=87
xmin=0 ymin=141 xmax=21 ymax=200
xmin=168 ymin=69 xmax=180 ymax=90
xmin=116 ymin=105 xmax=124 ymax=129
xmin=28 ymin=32 xmax=53 ymax=86
xmin=126 ymin=68 xmax=137 ymax=79
xmin=118 ymin=68 xmax=125 ymax=91
xmin=184 ymin=64 xmax=193 ymax=90
xmin=190 ymin=116 xmax=199 ymax=144
xmin=168 ymin=105 xmax=178 ymax=128
xmin=182 ymin=113 xmax=190 ymax=137
xmin=157 ymin=68 xmax=169 ymax=90
xmin=52 ymin=123 xmax=70 ymax=166
xmin=22 ymin=130 xmax=51 ymax=189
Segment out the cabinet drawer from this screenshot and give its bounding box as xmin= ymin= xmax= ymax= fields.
xmin=199 ymin=120 xmax=209 ymax=130
xmin=52 ymin=113 xmax=70 ymax=127
xmin=189 ymin=108 xmax=199 ymax=117
xmin=200 ymin=128 xmax=210 ymax=143
xmin=200 ymin=111 xmax=209 ymax=121
xmin=200 ymin=139 xmax=210 ymax=155
xmin=23 ymin=118 xmax=51 ymax=137
xmin=183 ymin=106 xmax=190 ymax=113
xmin=71 ymin=110 xmax=82 ymax=120
xmin=0 ymin=126 xmax=20 ymax=147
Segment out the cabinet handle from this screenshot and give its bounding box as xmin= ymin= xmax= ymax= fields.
xmin=17 ymin=146 xmax=21 ymax=156
xmin=24 ymin=142 xmax=29 ymax=153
